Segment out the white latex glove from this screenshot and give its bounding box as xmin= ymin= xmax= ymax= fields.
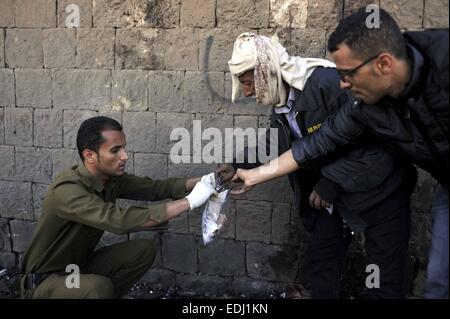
xmin=201 ymin=172 xmax=216 ymax=191
xmin=185 ymin=178 xmax=215 ymax=211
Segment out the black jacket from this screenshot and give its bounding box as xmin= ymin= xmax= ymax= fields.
xmin=291 ymin=29 xmax=449 ymax=188
xmin=234 ymin=67 xmax=414 ymax=232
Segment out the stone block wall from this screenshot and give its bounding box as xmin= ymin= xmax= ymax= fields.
xmin=0 ymin=0 xmax=448 ymax=297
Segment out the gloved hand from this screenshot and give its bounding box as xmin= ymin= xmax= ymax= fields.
xmin=201 ymin=172 xmax=216 ymax=190
xmin=185 ymin=173 xmax=216 ymax=210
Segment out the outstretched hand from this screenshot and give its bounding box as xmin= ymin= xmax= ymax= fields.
xmin=229 ymin=168 xmax=255 ymax=195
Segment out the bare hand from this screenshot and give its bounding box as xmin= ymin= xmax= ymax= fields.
xmin=215 ymin=163 xmax=236 ymax=183
xmin=230 ymin=168 xmax=255 ymax=195
xmin=309 ymin=190 xmax=331 ymax=209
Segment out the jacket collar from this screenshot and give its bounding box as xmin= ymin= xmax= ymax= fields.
xmin=75 ymin=163 xmax=104 ymax=193
xmin=399 ymin=43 xmax=425 ymax=100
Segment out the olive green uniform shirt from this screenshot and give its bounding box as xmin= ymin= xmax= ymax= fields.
xmin=21 ymin=164 xmax=187 ymax=276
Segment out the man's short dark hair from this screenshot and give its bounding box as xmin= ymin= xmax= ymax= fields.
xmin=327 ymin=7 xmax=407 ymax=60
xmin=76 ymin=116 xmax=123 ymax=160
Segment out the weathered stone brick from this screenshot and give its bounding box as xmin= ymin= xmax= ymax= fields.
xmin=0 ymin=181 xmax=33 ymax=220
xmin=176 ymin=273 xmax=229 ymax=296
xmin=271 ymin=202 xmax=291 ymax=244
xmin=198 ymin=239 xmax=245 ymax=276
xmin=307 ymin=0 xmax=344 ymax=31
xmin=161 ymin=233 xmax=198 ymax=273
xmin=217 ymin=0 xmax=270 ymax=28
xmin=235 ymin=116 xmax=259 ymax=131
xmin=122 ymin=112 xmax=156 ymax=152
xmin=43 ymin=28 xmax=76 ymax=68
xmin=148 ymin=71 xmax=184 ymax=112
xmin=0 ymin=252 xmax=16 ymax=268
xmin=32 ymin=183 xmax=49 ymax=221
xmin=53 ymin=69 xmax=110 ymax=110
xmin=224 ymin=73 xmax=272 ymax=116
xmin=0 ymin=108 xmax=5 ymax=144
xmin=141 ymin=269 xmax=175 ymax=288
xmin=15 ymin=69 xmax=52 ymax=108
xmin=5 ymin=29 xmax=43 ymax=68
xmin=63 ymin=110 xmax=98 ymax=148
xmin=424 ymin=0 xmax=449 ymax=28
xmin=111 ymin=70 xmax=148 ymax=112
xmin=76 ymin=28 xmax=115 ymax=69
xmin=260 ymin=28 xmax=327 ymax=58
xmin=94 ymin=0 xmax=180 ymax=28
xmin=34 ymin=109 xmax=63 ymax=148
xmin=4 ymin=107 xmax=33 ymax=147
xmin=0 ymin=0 xmax=15 ymax=27
xmin=144 ymin=0 xmax=181 ymax=28
xmin=156 ymin=112 xmax=194 ymax=154
xmin=0 ymin=218 xmax=12 ymax=252
xmin=246 ymin=242 xmax=298 ymax=281
xmin=230 ymin=277 xmax=286 ymax=297
xmin=58 ymin=0 xmax=93 ymax=27
xmin=134 ymin=153 xmax=168 ymax=180
xmin=182 ymin=71 xmax=224 ymax=114
xmin=168 ymin=161 xmax=216 ymax=179
xmin=180 ymin=0 xmax=215 ymax=27
xmin=0 ymin=29 xmax=4 ymax=67
xmin=0 ymin=145 xmax=15 ymax=180
xmin=380 ymin=0 xmax=423 ymax=29
xmin=0 ymin=69 xmax=15 ymax=106
xmin=115 ymin=28 xmax=164 ymax=70
xmin=94 ymin=0 xmax=147 ymax=27
xmin=51 ymin=148 xmax=80 ymax=179
xmin=15 ymin=0 xmax=56 ymax=28
xmin=246 ymin=176 xmax=293 ymax=203
xmin=15 ymin=147 xmax=52 ymax=184
xmin=236 ymin=200 xmax=271 ymax=243
xmin=159 ymin=28 xmax=198 ymax=71
xmin=9 ymin=220 xmax=36 ymax=253
xmin=166 ymin=213 xmax=189 ymax=235
xmin=129 ymin=231 xmax=162 ymax=268
xmin=116 ymin=28 xmax=198 ymax=71
xmin=196 ymin=28 xmax=247 ymax=72
xmin=270 ymin=0 xmax=308 ymax=28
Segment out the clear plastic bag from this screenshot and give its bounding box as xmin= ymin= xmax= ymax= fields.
xmin=202 ymin=189 xmax=229 ymax=245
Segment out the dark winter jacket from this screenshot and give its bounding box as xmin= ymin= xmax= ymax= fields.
xmin=234 ymin=67 xmax=415 ymax=232
xmin=291 ymin=29 xmax=449 ymax=189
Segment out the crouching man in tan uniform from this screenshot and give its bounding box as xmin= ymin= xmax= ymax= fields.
xmin=21 ymin=116 xmax=214 ymax=299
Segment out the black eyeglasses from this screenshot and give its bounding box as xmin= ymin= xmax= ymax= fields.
xmin=337 ymin=54 xmax=379 ymax=82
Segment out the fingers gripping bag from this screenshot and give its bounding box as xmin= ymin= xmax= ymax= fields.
xmin=201 ymin=176 xmax=230 ymax=245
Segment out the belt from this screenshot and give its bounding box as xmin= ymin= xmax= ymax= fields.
xmin=23 ymin=273 xmax=54 ymax=290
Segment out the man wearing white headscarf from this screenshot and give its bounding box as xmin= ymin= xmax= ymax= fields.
xmin=217 ymin=32 xmax=416 ymax=299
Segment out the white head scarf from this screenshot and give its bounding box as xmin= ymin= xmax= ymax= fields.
xmin=228 ymin=32 xmax=336 ymax=107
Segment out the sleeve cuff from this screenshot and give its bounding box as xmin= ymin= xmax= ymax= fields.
xmin=313 ymin=177 xmax=340 ymax=203
xmin=171 ymin=178 xmax=187 ymax=200
xmin=146 ymin=203 xmax=167 ymax=224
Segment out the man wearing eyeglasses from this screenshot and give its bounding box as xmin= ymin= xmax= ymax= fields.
xmin=232 ymin=7 xmax=448 ymax=299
